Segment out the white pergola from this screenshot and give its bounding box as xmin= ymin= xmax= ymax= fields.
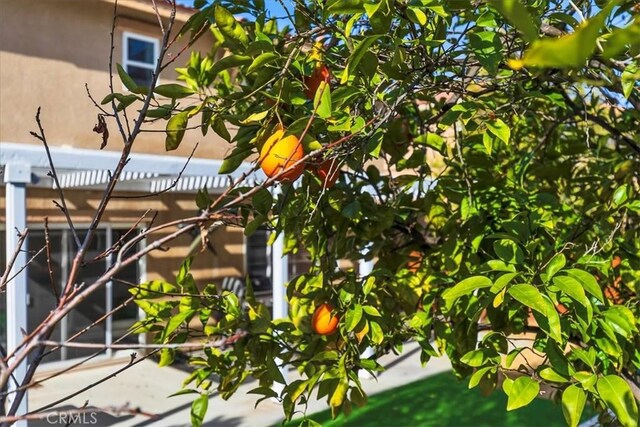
xmin=0 ymin=141 xmax=290 ymax=423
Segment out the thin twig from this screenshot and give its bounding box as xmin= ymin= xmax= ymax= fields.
xmin=30 ymin=108 xmax=81 ymax=248
xmin=0 ymin=228 xmax=28 ymax=291
xmin=1 ymin=245 xmax=46 ymax=292
xmin=43 ymin=218 xmax=60 ymax=302
xmin=113 ymin=142 xmax=199 ymax=199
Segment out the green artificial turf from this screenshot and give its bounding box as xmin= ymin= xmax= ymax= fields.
xmin=283 ymin=371 xmax=596 ymax=427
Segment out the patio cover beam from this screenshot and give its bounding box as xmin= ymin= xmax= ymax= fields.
xmin=3 ymin=161 xmax=30 ymax=426
xmin=0 ymin=141 xmax=255 ymax=180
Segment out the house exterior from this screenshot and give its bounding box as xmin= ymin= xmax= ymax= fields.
xmin=0 ymin=0 xmax=305 ymax=365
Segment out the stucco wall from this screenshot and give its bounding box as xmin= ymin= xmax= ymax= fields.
xmin=0 ymin=0 xmax=233 ymax=161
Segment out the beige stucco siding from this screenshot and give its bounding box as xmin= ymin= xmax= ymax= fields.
xmin=0 ymin=0 xmax=232 ymax=161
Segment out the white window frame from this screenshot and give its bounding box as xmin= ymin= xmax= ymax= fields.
xmin=122 ymin=31 xmax=160 ymax=89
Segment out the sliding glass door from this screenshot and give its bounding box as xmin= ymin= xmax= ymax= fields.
xmin=1 ymin=226 xmax=142 ymax=363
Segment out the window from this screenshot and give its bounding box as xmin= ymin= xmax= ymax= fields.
xmin=246 ymin=229 xmax=272 ymax=296
xmin=245 ymin=229 xmax=313 ymax=296
xmin=123 ymin=32 xmax=159 ymax=88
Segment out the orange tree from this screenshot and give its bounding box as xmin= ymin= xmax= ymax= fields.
xmin=127 ymin=1 xmax=639 ymax=426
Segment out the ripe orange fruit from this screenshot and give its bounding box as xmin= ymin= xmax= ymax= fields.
xmin=611 ymin=255 xmax=621 ymax=269
xmin=312 ymin=303 xmax=339 ymax=335
xmin=314 ymin=159 xmax=340 ymax=188
xmin=259 ymin=129 xmax=305 ymax=182
xmin=303 ymin=64 xmax=331 ymax=99
xmin=406 ymin=250 xmax=422 ymax=272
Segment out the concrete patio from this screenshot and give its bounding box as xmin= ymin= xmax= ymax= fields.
xmin=27 ymin=341 xmax=451 ymax=426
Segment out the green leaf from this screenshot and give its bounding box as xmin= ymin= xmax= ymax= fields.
xmin=546 ymin=253 xmax=566 ymax=279
xmin=248 ymin=386 xmax=279 ymax=399
xmin=602 ymin=306 xmax=637 ymax=337
xmin=573 ymin=371 xmax=597 ymax=391
xmin=442 ymin=276 xmax=493 ymax=308
xmin=562 ymin=384 xmax=586 ymax=427
xmin=363 ymin=305 xmax=381 ymax=317
xmin=508 ymin=284 xmax=562 ymax=342
xmin=330 ymin=378 xmax=349 ymax=408
xmin=162 ymin=309 xmax=195 ymax=341
xmin=345 ymin=304 xmax=364 ymax=331
xmin=509 ymin=1 xmax=618 ymax=70
xmin=130 ymin=280 xmax=177 ymax=298
xmin=165 ymin=110 xmax=189 ymax=151
xmin=190 ymin=393 xmax=209 ymax=427
xmin=486 ymin=119 xmax=510 ymax=144
xmin=154 ymin=84 xmax=195 ymax=99
xmin=539 ymin=366 xmax=569 ymax=383
xmin=210 ymin=54 xmax=252 ymax=76
xmin=461 ymin=349 xmax=495 ymax=367
xmin=487 ymin=0 xmax=539 ymax=42
xmin=214 ymin=5 xmax=249 ymax=47
xmin=241 ymin=110 xmax=269 ymax=124
xmin=341 ymin=200 xmax=361 ymax=219
xmin=158 ymin=348 xmax=175 ymax=367
xmin=101 ymin=93 xmax=116 ymax=105
xmin=252 ymin=188 xmax=273 ymax=214
xmin=219 ymin=144 xmax=253 ymax=174
xmin=366 ymin=129 xmax=383 ymax=158
xmin=564 ymin=269 xmax=604 ymax=303
xmin=508 ymin=284 xmax=546 ymax=313
xmin=596 ymin=375 xmax=639 ymax=427
xmin=469 ymin=366 xmax=493 ymax=389
xmin=167 ymin=388 xmax=200 ymax=398
xmin=621 ymin=63 xmax=639 ymax=99
xmin=406 ymin=7 xmax=427 ymax=26
xmin=113 ymin=93 xmax=140 ymax=111
xmin=469 ymin=31 xmax=503 ymax=74
xmin=612 ymin=183 xmax=629 ymax=207
xmin=313 ymin=81 xmax=332 ymax=119
xmin=482 ymin=132 xmax=493 ymax=155
xmin=363 ymin=0 xmax=392 ymax=34
xmin=248 ymin=52 xmax=279 ymax=73
xmin=211 ymin=116 xmax=231 ymax=142
xmin=327 ymin=0 xmax=365 ymax=14
xmin=553 ymin=275 xmax=592 ymax=323
xmin=602 ymin=17 xmax=640 ymax=59
xmin=506 ymin=376 xmax=540 ymax=411
xmin=553 ymin=276 xmax=590 ymax=307
xmin=195 ymin=187 xmax=211 ymax=210
xmin=341 ymin=36 xmax=378 ymax=84
xmin=493 ymin=239 xmax=523 ymax=264
xmin=369 ymin=321 xmax=384 ymax=344
xmin=116 ymin=63 xmax=146 ymax=94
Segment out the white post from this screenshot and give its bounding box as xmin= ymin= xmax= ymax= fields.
xmin=271 ymin=228 xmax=288 ymax=398
xmin=359 ymin=253 xmax=375 ymax=379
xmin=105 ymin=226 xmax=113 ymax=358
xmin=4 ymin=161 xmax=31 ymax=426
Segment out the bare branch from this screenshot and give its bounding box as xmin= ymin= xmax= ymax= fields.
xmin=43 ymin=218 xmax=60 ymax=302
xmin=0 ymin=228 xmax=28 ymax=291
xmin=30 ymin=108 xmax=81 ymax=248
xmin=113 ymin=142 xmax=199 ymax=199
